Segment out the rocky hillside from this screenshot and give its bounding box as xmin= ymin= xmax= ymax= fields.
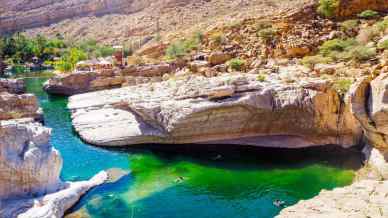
xmin=0 ymin=0 xmax=308 ymax=44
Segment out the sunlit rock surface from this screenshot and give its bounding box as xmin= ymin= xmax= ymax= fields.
xmin=277 ymin=179 xmax=388 ymax=218
xmin=0 ymin=119 xmax=108 ymax=218
xmin=68 ymin=74 xmax=362 ymax=148
xmin=0 ymin=92 xmax=43 ymax=121
xmin=0 ymin=119 xmax=62 ymax=199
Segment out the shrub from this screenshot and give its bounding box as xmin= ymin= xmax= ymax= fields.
xmin=165 ymin=41 xmax=187 ymax=59
xmin=349 ymin=45 xmax=376 ymax=61
xmin=318 ymin=38 xmax=376 ymax=62
xmin=256 ymin=74 xmax=266 ymax=82
xmin=53 ymin=47 xmax=87 ymax=72
xmin=165 ymin=33 xmax=202 ymax=60
xmin=211 ymin=33 xmax=227 ymax=46
xmin=301 ymin=55 xmax=333 ymax=68
xmin=257 ymin=28 xmax=278 ymax=42
xmin=333 ymin=78 xmax=353 ymax=95
xmin=228 ymin=58 xmax=246 ymax=71
xmin=358 ymin=10 xmax=379 ymax=19
xmin=317 ymin=0 xmax=339 ymax=17
xmin=375 ymin=19 xmax=388 ymax=32
xmin=319 ymin=38 xmax=358 ymax=56
xmin=340 ymin=20 xmax=359 ymax=32
xmin=378 ymin=39 xmax=388 ymax=49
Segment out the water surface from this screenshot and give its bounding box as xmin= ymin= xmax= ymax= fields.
xmin=24 ymin=75 xmax=361 ymax=218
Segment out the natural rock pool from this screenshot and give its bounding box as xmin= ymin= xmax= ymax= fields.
xmin=24 ymin=74 xmax=362 ymax=218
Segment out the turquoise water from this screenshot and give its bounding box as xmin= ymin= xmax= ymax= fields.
xmin=24 ymin=75 xmax=362 ymax=218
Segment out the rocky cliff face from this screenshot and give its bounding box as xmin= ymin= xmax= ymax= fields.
xmin=0 ymin=0 xmax=307 ymax=44
xmin=0 ymin=118 xmax=108 ymax=218
xmin=0 ymin=119 xmax=61 ymax=199
xmin=0 ymin=78 xmax=25 ymax=94
xmin=348 ymin=74 xmax=388 ymax=149
xmin=67 ymin=73 xmax=362 ymax=148
xmin=0 ymin=0 xmax=151 ymax=34
xmin=336 ymin=0 xmax=388 ymax=18
xmin=43 ymin=63 xmax=175 ymax=95
xmin=0 ymin=86 xmax=108 ymax=217
xmin=0 ymin=91 xmax=43 ymax=121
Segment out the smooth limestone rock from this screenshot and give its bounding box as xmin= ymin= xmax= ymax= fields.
xmin=277 ymin=179 xmax=388 ymax=218
xmin=0 ymin=119 xmax=108 ymax=218
xmin=1 ymin=171 xmax=108 ymax=218
xmin=0 ymin=119 xmax=62 ymax=199
xmin=68 ymin=74 xmax=362 ymax=148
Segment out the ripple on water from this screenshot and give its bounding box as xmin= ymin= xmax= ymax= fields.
xmin=23 ymin=76 xmax=361 ymax=218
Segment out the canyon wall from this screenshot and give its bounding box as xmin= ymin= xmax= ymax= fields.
xmin=0 ymin=0 xmax=151 ymax=34
xmin=336 ymin=0 xmax=388 ymax=18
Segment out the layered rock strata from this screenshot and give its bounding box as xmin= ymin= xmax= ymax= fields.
xmin=0 ymin=78 xmax=25 ymax=94
xmin=277 ymin=74 xmax=388 ymax=217
xmin=349 ymin=74 xmax=388 ymax=149
xmin=68 ymin=74 xmax=362 ymax=148
xmin=0 ymin=91 xmax=43 ymax=121
xmin=0 ymin=0 xmax=152 ymax=34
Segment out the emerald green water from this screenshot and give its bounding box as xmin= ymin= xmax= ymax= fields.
xmin=23 ymin=74 xmax=361 ymax=218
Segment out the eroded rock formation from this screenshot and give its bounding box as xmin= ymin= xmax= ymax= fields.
xmin=68 ymin=74 xmax=362 ymax=148
xmin=348 ymin=74 xmax=388 ymax=149
xmin=0 ymin=81 xmax=108 ymax=217
xmin=0 ymin=78 xmax=25 ymax=94
xmin=0 ymin=118 xmax=108 ymax=218
xmin=336 ymin=0 xmax=388 ymax=18
xmin=0 ymin=119 xmax=62 ymax=200
xmin=43 ymin=63 xmax=176 ymax=95
xmin=0 ymin=91 xmax=43 ymax=121
xmin=0 ymin=0 xmax=152 ymax=34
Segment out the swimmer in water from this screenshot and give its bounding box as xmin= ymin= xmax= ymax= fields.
xmin=175 ymin=176 xmax=185 ymax=183
xmin=273 ymin=199 xmax=286 ymax=207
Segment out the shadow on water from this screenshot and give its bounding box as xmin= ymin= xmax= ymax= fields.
xmin=100 ymin=143 xmax=364 ymax=171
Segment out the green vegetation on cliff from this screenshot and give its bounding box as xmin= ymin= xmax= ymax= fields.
xmin=317 ymin=0 xmax=339 ymax=18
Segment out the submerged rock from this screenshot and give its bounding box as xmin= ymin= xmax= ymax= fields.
xmin=68 ymin=74 xmax=362 ymax=148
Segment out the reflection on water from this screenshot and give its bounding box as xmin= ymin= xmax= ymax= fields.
xmin=24 ymin=75 xmax=362 ymax=218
